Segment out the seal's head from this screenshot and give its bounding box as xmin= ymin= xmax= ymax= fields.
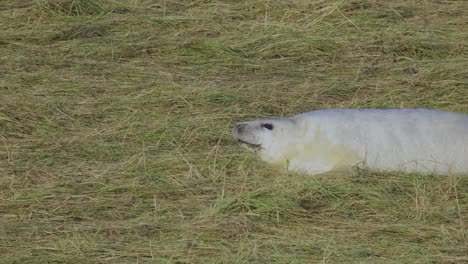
xmin=232 ymin=118 xmax=302 ymax=165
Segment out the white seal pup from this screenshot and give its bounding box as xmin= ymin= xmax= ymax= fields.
xmin=233 ymin=109 xmax=468 ymax=176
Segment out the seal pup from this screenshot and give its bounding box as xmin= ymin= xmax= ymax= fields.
xmin=233 ymin=109 xmax=468 ymax=176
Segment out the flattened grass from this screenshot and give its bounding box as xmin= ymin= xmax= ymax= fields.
xmin=0 ymin=0 xmax=467 ymax=263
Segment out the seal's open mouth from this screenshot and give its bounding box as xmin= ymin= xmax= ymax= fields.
xmin=236 ymin=139 xmax=261 ymax=150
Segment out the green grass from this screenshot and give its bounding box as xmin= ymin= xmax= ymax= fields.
xmin=1 ymin=0 xmax=467 ymax=263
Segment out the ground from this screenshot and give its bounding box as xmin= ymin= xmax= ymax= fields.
xmin=0 ymin=0 xmax=467 ymax=263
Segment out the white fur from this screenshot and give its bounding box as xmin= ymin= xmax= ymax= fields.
xmin=233 ymin=109 xmax=468 ymax=176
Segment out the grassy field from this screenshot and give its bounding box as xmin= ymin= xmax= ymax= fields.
xmin=1 ymin=0 xmax=467 ymax=263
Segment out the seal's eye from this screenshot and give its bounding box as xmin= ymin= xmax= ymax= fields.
xmin=262 ymin=123 xmax=274 ymax=130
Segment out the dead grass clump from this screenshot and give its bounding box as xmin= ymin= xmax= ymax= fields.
xmin=0 ymin=111 xmax=34 ymax=138
xmin=385 ymin=41 xmax=459 ymax=59
xmin=37 ymin=0 xmax=109 ymax=16
xmin=50 ymin=25 xmax=109 ymax=41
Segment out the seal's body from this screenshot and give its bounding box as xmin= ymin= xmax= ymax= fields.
xmin=233 ymin=109 xmax=468 ymax=176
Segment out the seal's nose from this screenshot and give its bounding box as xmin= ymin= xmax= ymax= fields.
xmin=235 ymin=123 xmax=247 ymax=134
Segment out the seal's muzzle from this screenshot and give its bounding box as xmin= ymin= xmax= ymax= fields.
xmin=233 ymin=122 xmax=261 ymax=150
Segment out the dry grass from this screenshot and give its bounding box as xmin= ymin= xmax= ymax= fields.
xmin=1 ymin=0 xmax=467 ymax=263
